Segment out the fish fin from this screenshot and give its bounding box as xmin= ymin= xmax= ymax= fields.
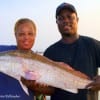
xmin=19 ymin=81 xmax=29 ymax=95
xmin=65 ymin=89 xmax=78 ymax=94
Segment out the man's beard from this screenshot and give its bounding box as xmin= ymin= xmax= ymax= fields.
xmin=61 ymin=32 xmax=75 ymax=37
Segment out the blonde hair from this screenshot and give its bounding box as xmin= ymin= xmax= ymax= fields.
xmin=14 ymin=18 xmax=36 ymax=33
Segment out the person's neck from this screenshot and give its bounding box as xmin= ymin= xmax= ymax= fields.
xmin=61 ymin=34 xmax=79 ymax=44
xmin=17 ymin=48 xmax=33 ymax=54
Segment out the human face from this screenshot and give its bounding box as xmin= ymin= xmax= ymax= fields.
xmin=56 ymin=9 xmax=79 ymax=38
xmin=15 ymin=23 xmax=36 ymax=50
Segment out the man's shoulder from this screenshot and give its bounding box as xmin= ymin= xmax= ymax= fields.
xmin=44 ymin=41 xmax=60 ymax=51
xmin=0 ymin=45 xmax=17 ymax=52
xmin=44 ymin=40 xmax=61 ymax=57
xmin=80 ymin=35 xmax=100 ymax=44
xmin=80 ymin=35 xmax=94 ymax=40
xmin=79 ymin=35 xmax=100 ymax=52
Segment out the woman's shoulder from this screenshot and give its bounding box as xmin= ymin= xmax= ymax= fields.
xmin=0 ymin=45 xmax=17 ymax=52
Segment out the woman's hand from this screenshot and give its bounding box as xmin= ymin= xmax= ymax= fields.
xmin=21 ymin=77 xmax=55 ymax=95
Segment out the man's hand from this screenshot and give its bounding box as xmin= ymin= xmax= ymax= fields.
xmin=86 ymin=75 xmax=100 ymax=91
